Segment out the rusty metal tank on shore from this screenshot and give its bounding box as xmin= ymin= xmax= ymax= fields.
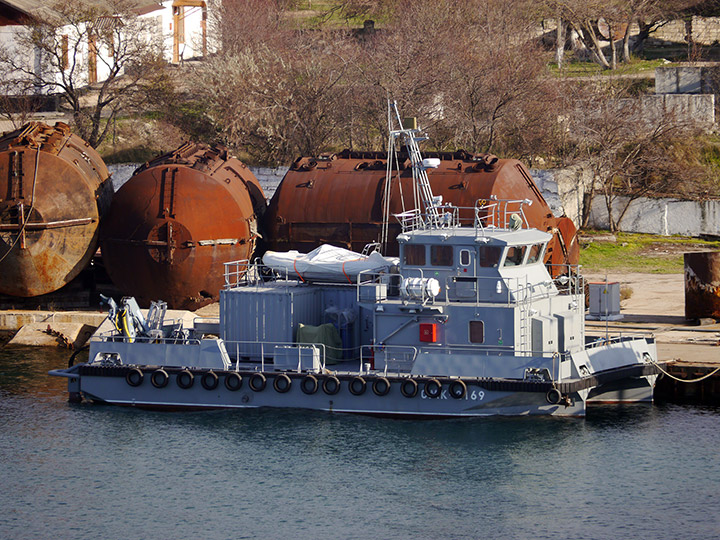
xmin=684 ymin=251 xmax=720 ymax=320
xmin=0 ymin=122 xmax=110 ymax=297
xmin=264 ymin=149 xmax=579 ymax=270
xmin=100 ymin=143 xmax=266 ymax=310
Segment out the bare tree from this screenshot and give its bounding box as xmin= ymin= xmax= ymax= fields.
xmin=565 ymin=83 xmax=707 ymax=230
xmin=0 ymin=0 xmax=167 ymax=148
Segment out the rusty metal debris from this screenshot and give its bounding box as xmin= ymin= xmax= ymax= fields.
xmin=100 ymin=143 xmax=266 ymax=310
xmin=0 ymin=122 xmax=110 ymax=297
xmin=264 ymin=149 xmax=579 ymax=272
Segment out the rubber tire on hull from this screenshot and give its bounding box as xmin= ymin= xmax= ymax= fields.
xmin=546 ymin=388 xmax=562 ymax=404
xmin=372 ymin=377 xmax=391 ymax=396
xmin=126 ymin=368 xmax=144 ymax=387
xmin=151 ymin=369 xmax=169 ymax=388
xmin=449 ymin=380 xmax=467 ymax=399
xmin=177 ymin=369 xmax=194 ymax=389
xmin=349 ymin=376 xmax=366 ymax=396
xmin=201 ymin=371 xmax=219 ymax=390
xmin=322 ymin=376 xmax=340 ymax=395
xmin=425 ymin=379 xmax=442 ymax=399
xmin=401 ymin=379 xmax=418 ymax=398
xmin=273 ymin=373 xmax=292 ymax=393
xmin=249 ymin=373 xmax=267 ymax=392
xmin=301 ymin=375 xmax=318 ymax=395
xmin=225 ymin=372 xmax=242 ymax=391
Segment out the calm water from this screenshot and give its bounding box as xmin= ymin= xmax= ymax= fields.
xmin=1 ymin=346 xmax=719 ymax=540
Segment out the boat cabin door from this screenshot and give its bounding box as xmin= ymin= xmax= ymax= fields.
xmin=453 ymin=247 xmax=478 ymax=300
xmin=458 ymin=248 xmax=476 ymax=275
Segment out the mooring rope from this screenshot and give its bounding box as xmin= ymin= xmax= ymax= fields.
xmin=647 ymin=356 xmax=720 ymax=383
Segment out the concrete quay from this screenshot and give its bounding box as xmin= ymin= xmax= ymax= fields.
xmin=586 ymin=272 xmax=720 ymax=404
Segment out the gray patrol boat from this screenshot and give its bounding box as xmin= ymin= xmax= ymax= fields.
xmin=50 ymin=104 xmax=660 ymax=417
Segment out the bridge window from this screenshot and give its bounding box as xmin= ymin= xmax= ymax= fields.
xmin=478 ymin=246 xmax=502 ymax=267
xmin=503 ymin=245 xmax=527 ymax=267
xmin=404 ymin=244 xmax=425 ymax=266
xmin=431 ymin=245 xmax=453 ymax=266
xmin=469 ymin=321 xmax=484 ymax=343
xmin=527 ymin=243 xmax=544 ymax=264
xmin=459 ymin=249 xmax=471 ymax=266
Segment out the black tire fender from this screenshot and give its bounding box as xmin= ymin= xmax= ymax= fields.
xmin=425 ymin=379 xmax=442 ymax=399
xmin=349 ymin=376 xmax=366 ymax=396
xmin=249 ymin=373 xmax=267 ymax=392
xmin=372 ymin=377 xmax=391 ymax=396
xmin=126 ymin=367 xmax=143 ymax=387
xmin=301 ymin=375 xmax=318 ymax=395
xmin=322 ymin=375 xmax=340 ymax=395
xmin=449 ymin=380 xmax=467 ymax=399
xmin=177 ymin=369 xmax=194 ymax=389
xmin=273 ymin=373 xmax=292 ymax=393
xmin=401 ymin=379 xmax=418 ymax=398
xmin=546 ymin=388 xmax=562 ymax=404
xmin=225 ymin=372 xmax=242 ymax=391
xmin=201 ymin=370 xmax=219 ymax=390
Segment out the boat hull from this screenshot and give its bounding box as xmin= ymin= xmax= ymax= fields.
xmin=54 ymin=364 xmax=664 ymax=418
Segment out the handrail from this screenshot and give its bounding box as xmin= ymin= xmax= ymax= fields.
xmin=221 ymin=339 xmax=327 ymax=373
xmin=90 ymin=334 xmax=202 ymax=346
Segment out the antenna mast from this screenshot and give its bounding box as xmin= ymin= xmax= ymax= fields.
xmin=381 ymin=100 xmax=442 ymax=247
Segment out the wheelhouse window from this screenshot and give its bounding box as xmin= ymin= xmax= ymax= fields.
xmin=469 ymin=321 xmax=484 ymax=343
xmin=527 ymin=243 xmax=544 ymax=264
xmin=404 ymin=244 xmax=426 ymax=266
xmin=459 ymin=249 xmax=471 ymax=266
xmin=503 ymin=245 xmax=527 ymax=267
xmin=478 ymin=246 xmax=502 ymax=267
xmin=431 ymin=245 xmax=453 ymax=266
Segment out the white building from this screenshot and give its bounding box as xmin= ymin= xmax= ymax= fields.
xmin=0 ymin=0 xmax=209 ymax=97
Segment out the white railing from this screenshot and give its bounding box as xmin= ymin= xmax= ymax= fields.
xmin=360 ymin=344 xmax=419 ymax=375
xmin=222 ymin=339 xmax=327 ymax=373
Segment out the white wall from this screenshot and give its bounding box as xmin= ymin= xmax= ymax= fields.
xmin=587 ymin=195 xmax=720 ymax=236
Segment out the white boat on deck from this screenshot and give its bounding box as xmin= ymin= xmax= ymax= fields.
xmin=262 ymin=245 xmax=398 ymax=283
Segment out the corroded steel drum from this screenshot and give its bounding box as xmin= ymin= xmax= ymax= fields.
xmin=0 ymin=122 xmax=110 ymax=297
xmin=684 ymin=252 xmax=720 ymax=320
xmin=264 ymin=150 xmax=579 ymax=270
xmin=100 ymin=143 xmax=266 ymax=310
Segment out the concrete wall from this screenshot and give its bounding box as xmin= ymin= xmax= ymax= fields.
xmin=655 ymin=64 xmax=720 ymax=95
xmin=651 ymin=17 xmax=720 ymax=46
xmin=641 ymin=93 xmax=715 ymax=129
xmin=587 ymin=195 xmax=720 ymax=236
xmin=250 ymin=166 xmax=287 ymax=201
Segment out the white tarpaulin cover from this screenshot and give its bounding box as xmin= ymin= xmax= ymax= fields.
xmin=262 ymin=245 xmax=398 ymax=283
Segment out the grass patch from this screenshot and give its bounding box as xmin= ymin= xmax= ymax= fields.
xmin=549 ymin=58 xmax=664 ymax=78
xmin=579 ymin=231 xmax=720 ymax=273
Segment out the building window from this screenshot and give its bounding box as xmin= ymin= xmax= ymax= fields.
xmin=469 ymin=321 xmax=484 ymax=343
xmin=431 ymin=245 xmax=453 ymax=266
xmin=478 ymin=245 xmax=502 ymax=267
xmin=404 ymin=244 xmax=425 ymax=266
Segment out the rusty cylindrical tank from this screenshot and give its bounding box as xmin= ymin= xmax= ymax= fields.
xmin=684 ymin=252 xmax=720 ymax=320
xmin=100 ymin=143 xmax=266 ymax=310
xmin=0 ymin=122 xmax=110 ymax=297
xmin=264 ymin=150 xmax=579 ymax=270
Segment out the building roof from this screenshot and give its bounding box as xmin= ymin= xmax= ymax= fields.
xmin=0 ymin=0 xmax=163 ymax=25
